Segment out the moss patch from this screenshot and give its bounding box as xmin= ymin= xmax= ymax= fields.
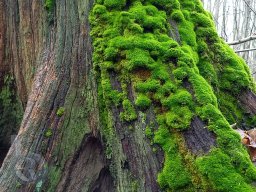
xmin=45 ymin=0 xmax=55 ymax=11
xmin=56 ymin=107 xmax=65 ymax=117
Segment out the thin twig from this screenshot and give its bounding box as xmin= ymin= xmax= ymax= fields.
xmin=228 ymin=35 xmax=256 ymax=45
xmin=235 ymin=47 xmax=256 ymax=53
xmin=242 ymin=0 xmax=256 ymax=16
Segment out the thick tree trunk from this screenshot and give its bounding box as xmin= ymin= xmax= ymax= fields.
xmin=0 ymin=0 xmax=161 ymax=191
xmin=0 ymin=0 xmax=103 ymax=191
xmin=1 ymin=0 xmax=256 ymax=192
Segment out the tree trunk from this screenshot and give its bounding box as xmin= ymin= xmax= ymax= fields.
xmin=1 ymin=0 xmax=256 ymax=192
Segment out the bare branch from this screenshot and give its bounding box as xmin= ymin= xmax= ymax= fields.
xmin=242 ymin=0 xmax=256 ymax=16
xmin=227 ymin=35 xmax=256 ymax=45
xmin=235 ymin=48 xmax=256 ymax=53
xmin=230 ymin=123 xmax=237 ymax=128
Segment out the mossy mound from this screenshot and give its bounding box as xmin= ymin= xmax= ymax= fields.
xmin=90 ymin=0 xmax=256 ymax=191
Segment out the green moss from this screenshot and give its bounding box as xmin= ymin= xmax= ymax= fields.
xmin=131 ymin=180 xmax=139 ymax=192
xmin=56 ymin=107 xmax=65 ymax=117
xmin=180 ymin=1 xmax=196 ymax=11
xmin=149 ymin=0 xmax=180 ymax=11
xmin=220 ymin=66 xmax=250 ymax=92
xmin=178 ymin=21 xmax=197 ymax=47
xmin=145 ymin=125 xmax=153 ymax=138
xmin=45 ymin=0 xmax=55 ymax=11
xmin=120 ymin=99 xmax=137 ymax=122
xmin=90 ymin=0 xmax=256 ymax=191
xmin=100 ymin=72 xmax=123 ymax=106
xmin=247 ymin=115 xmax=256 ymax=127
xmin=171 ymin=10 xmax=185 ymax=22
xmin=196 ymin=149 xmax=255 ymax=192
xmin=126 ymin=48 xmax=153 ymax=70
xmin=160 ymin=81 xmax=177 ymax=94
xmin=172 ymin=67 xmax=188 ymax=80
xmin=162 ymin=90 xmax=193 ymax=109
xmin=104 ymin=47 xmax=119 ymax=60
xmin=189 ymin=73 xmax=217 ymax=106
xmin=196 ymin=27 xmax=218 ymax=41
xmin=130 ymin=4 xmax=167 ymax=31
xmin=199 ymin=104 xmax=224 ymax=123
xmin=135 ymin=79 xmax=160 ymax=92
xmin=0 ymin=75 xmax=23 ymax=148
xmin=44 ymin=129 xmax=53 ymax=137
xmin=217 ymin=92 xmax=243 ymax=124
xmin=197 ymin=58 xmax=218 ymax=86
xmin=135 ymin=94 xmax=151 ymax=110
xmin=158 ymin=152 xmax=191 ymax=190
xmin=191 ymin=12 xmax=214 ymax=28
xmin=154 ymin=127 xmax=192 ymax=190
xmin=165 ymin=107 xmax=193 ymax=129
xmin=92 ymin=4 xmax=107 ymax=15
xmin=15 ymin=181 xmax=22 ymax=189
xmin=104 ymin=0 xmax=126 ymax=9
xmin=46 ymin=166 xmax=61 ymax=191
xmin=151 ymin=65 xmax=171 ymax=81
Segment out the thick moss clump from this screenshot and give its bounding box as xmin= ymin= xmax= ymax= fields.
xmin=104 ymin=0 xmax=126 ymax=9
xmin=90 ymin=0 xmax=256 ymax=191
xmin=135 ymin=94 xmax=151 ymax=110
xmin=45 ymin=0 xmax=55 ymax=11
xmin=44 ymin=0 xmax=55 ymax=24
xmin=154 ymin=128 xmax=191 ymax=190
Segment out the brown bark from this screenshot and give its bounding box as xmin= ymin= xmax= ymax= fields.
xmin=0 ymin=0 xmax=100 ymax=191
xmin=183 ymin=117 xmax=216 ymax=155
xmin=239 ymin=89 xmax=256 ymax=115
xmin=0 ymin=0 xmax=5 ymax=79
xmin=0 ymin=0 xmax=163 ymax=191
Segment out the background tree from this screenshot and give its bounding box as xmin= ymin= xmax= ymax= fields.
xmin=203 ymin=0 xmax=256 ymax=78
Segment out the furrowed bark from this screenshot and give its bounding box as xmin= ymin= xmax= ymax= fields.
xmin=0 ymin=0 xmax=163 ymax=191
xmin=0 ymin=0 xmax=101 ymax=191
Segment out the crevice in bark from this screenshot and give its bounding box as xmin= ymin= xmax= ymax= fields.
xmin=169 ymin=19 xmax=181 ymax=44
xmin=183 ymin=117 xmax=217 ymax=155
xmin=182 ymin=79 xmax=217 ymax=155
xmin=109 ymin=73 xmax=163 ymax=191
xmin=56 ymin=134 xmax=111 ymax=192
xmin=0 ymin=78 xmax=23 ymax=168
xmin=239 ymin=89 xmax=256 ymax=116
xmin=88 ymin=167 xmax=114 ymax=192
xmin=0 ymin=148 xmax=8 ymax=167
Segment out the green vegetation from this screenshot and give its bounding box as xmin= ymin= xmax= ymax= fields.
xmin=44 ymin=0 xmax=55 ymax=24
xmin=104 ymin=0 xmax=126 ymax=9
xmin=120 ymin=99 xmax=137 ymax=122
xmin=44 ymin=129 xmax=53 ymax=137
xmin=45 ymin=0 xmax=55 ymax=11
xmin=0 ymin=75 xmax=23 ymax=148
xmin=135 ymin=94 xmax=151 ymax=110
xmin=196 ymin=149 xmax=255 ymax=192
xmin=56 ymin=107 xmax=65 ymax=117
xmin=15 ymin=181 xmax=22 ymax=189
xmin=90 ymin=0 xmax=256 ymax=191
xmin=154 ymin=127 xmax=192 ymax=190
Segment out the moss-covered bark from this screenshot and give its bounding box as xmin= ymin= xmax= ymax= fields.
xmin=0 ymin=0 xmax=256 ymax=192
xmin=90 ymin=0 xmax=256 ymax=191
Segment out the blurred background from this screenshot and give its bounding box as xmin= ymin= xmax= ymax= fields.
xmin=203 ymin=0 xmax=256 ymax=79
